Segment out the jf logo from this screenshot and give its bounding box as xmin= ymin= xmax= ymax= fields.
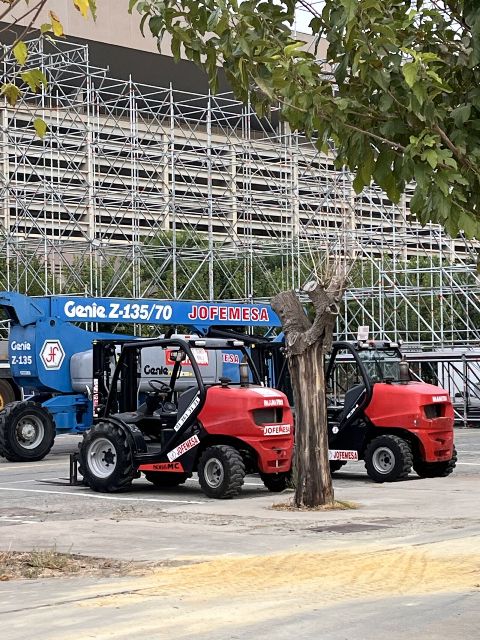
xmin=40 ymin=340 xmax=65 ymax=370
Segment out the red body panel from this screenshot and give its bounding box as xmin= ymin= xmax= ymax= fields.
xmin=198 ymin=385 xmax=294 ymax=473
xmin=365 ymin=381 xmax=454 ymax=462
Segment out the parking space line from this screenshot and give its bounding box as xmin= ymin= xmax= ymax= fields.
xmin=0 ymin=486 xmax=207 ymax=504
xmin=0 ymin=462 xmax=66 ymax=471
xmin=0 ymin=478 xmax=61 ymax=484
xmin=456 ymin=462 xmax=480 ymax=466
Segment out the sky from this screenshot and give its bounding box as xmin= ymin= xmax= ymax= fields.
xmin=294 ymin=1 xmax=324 ymax=34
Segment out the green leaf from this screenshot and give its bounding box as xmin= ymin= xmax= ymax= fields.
xmin=88 ymin=0 xmax=97 ymax=20
xmin=373 ymin=148 xmax=395 ymax=186
xmin=340 ymin=0 xmax=356 ymax=21
xmin=385 ymin=174 xmax=401 ymax=203
xmin=254 ymin=75 xmax=275 ymax=100
xmin=284 ymin=41 xmax=304 ymax=57
xmin=207 ymin=7 xmax=221 ymax=30
xmin=353 ymin=171 xmax=365 ymax=194
xmin=451 ymin=104 xmax=472 ymax=127
xmin=40 ymin=23 xmax=53 ymax=34
xmin=402 ymin=61 xmax=418 ymax=88
xmin=409 ymin=189 xmax=423 ymax=215
xmin=0 ymin=83 xmax=21 ymax=107
xmin=13 ymin=41 xmax=28 ymax=66
xmin=309 ymin=17 xmax=322 ymax=33
xmin=33 ymin=117 xmax=48 ymax=139
xmin=458 ymin=212 xmax=478 ymax=239
xmin=359 ymin=146 xmax=374 ymax=187
xmin=149 ymin=16 xmax=163 ymax=37
xmin=423 ymin=149 xmax=438 ymax=169
xmin=128 ymin=0 xmax=139 ymax=13
xmin=20 ymin=69 xmax=48 ymax=93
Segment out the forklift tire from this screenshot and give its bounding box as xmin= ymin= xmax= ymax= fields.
xmin=261 ymin=472 xmax=289 ymax=492
xmin=80 ymin=422 xmax=135 ymax=492
xmin=0 ymin=401 xmax=55 ymax=462
xmin=329 ymin=461 xmax=347 ymax=474
xmin=413 ymin=446 xmax=457 ymax=478
xmin=0 ymin=379 xmax=16 ymax=411
xmin=198 ymin=445 xmax=245 ymax=499
xmin=144 ymin=472 xmax=189 ymax=487
xmin=364 ymin=435 xmax=413 ymax=483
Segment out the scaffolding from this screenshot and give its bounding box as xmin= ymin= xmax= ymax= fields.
xmin=1 ymin=38 xmax=479 ymax=347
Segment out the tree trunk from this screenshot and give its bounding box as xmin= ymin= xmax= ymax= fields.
xmin=271 ymin=273 xmax=346 ymax=508
xmin=289 ymin=341 xmax=333 ymax=507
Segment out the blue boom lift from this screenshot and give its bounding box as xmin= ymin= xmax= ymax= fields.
xmin=0 ymin=292 xmax=280 ymax=462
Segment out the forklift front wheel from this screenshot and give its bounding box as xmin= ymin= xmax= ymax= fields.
xmin=198 ymin=445 xmax=245 ymax=499
xmin=364 ymin=435 xmax=413 ymax=483
xmin=80 ymin=422 xmax=135 ymax=492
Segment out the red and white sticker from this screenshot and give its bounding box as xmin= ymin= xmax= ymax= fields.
xmin=432 ymin=395 xmax=448 ymax=402
xmin=166 ymin=348 xmax=209 ymax=366
xmin=328 ymin=449 xmax=358 ymax=461
xmin=263 ymin=424 xmax=291 ymax=436
xmin=138 ymin=461 xmax=184 ymax=472
xmin=264 ymin=398 xmax=283 ymax=407
xmin=167 ymin=434 xmax=200 ymax=462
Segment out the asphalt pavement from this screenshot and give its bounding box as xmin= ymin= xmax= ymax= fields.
xmin=0 ymin=429 xmax=479 ymax=639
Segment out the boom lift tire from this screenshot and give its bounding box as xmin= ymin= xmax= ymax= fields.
xmin=364 ymin=434 xmax=413 ymax=483
xmin=0 ymin=379 xmax=16 ymax=411
xmin=80 ymin=422 xmax=135 ymax=492
xmin=144 ymin=472 xmax=189 ymax=487
xmin=198 ymin=444 xmax=245 ymax=499
xmin=261 ymin=471 xmax=289 ymax=492
xmin=0 ymin=401 xmax=55 ymax=462
xmin=413 ymin=446 xmax=457 ymax=478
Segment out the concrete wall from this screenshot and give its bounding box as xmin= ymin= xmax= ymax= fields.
xmin=7 ymin=0 xmax=323 ymax=60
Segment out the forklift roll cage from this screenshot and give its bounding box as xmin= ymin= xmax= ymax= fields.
xmin=95 ymin=337 xmax=261 ymax=418
xmin=89 ymin=337 xmax=266 ymax=467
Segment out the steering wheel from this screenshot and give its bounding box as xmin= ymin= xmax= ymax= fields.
xmin=148 ymin=379 xmax=171 ymax=394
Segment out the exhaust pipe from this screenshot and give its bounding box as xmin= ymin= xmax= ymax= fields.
xmin=239 ymin=361 xmax=249 ymax=387
xmin=399 ymin=360 xmax=410 ymax=384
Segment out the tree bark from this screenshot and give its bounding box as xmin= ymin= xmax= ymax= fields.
xmin=271 ymin=274 xmax=345 ymax=508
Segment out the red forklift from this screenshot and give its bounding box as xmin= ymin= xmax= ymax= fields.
xmin=325 ymin=339 xmax=456 ymax=481
xmin=78 ymin=337 xmax=294 ymax=498
xmin=207 ymin=330 xmax=457 ymax=482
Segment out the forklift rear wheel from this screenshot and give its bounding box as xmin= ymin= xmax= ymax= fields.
xmin=80 ymin=422 xmax=135 ymax=492
xmin=261 ymin=472 xmax=289 ymax=492
xmin=144 ymin=472 xmax=188 ymax=487
xmin=0 ymin=401 xmax=55 ymax=462
xmin=364 ymin=435 xmax=413 ymax=483
xmin=413 ymin=446 xmax=457 ymax=478
xmin=198 ymin=445 xmax=245 ymax=499
xmin=0 ymin=379 xmax=16 ymax=411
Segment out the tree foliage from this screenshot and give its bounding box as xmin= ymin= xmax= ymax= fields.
xmin=132 ymin=0 xmax=480 ymax=239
